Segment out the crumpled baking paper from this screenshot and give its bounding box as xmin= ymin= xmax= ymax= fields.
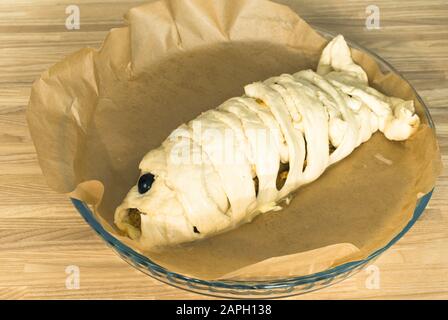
xmin=27 ymin=0 xmax=441 ymax=280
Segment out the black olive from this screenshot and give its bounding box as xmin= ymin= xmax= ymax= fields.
xmin=193 ymin=226 xmax=200 ymax=234
xmin=138 ymin=173 xmax=155 ymax=194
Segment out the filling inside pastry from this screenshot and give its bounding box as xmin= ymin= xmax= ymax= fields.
xmin=253 ymin=176 xmax=259 ymax=196
xmin=120 ymin=208 xmax=143 ymax=239
xmin=128 ymin=208 xmax=142 ymax=228
xmin=276 ymin=162 xmax=289 ymax=190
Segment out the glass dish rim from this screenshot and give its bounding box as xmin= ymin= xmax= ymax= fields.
xmin=71 ymin=28 xmax=435 ymax=291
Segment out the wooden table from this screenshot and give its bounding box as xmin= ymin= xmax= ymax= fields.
xmin=0 ymin=0 xmax=447 ymax=299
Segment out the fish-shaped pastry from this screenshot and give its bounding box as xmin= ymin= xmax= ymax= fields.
xmin=114 ymin=35 xmax=420 ymax=251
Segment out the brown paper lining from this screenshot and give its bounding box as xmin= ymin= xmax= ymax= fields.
xmin=27 ymin=0 xmax=441 ymax=280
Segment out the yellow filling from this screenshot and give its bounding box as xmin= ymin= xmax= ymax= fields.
xmin=121 ymin=208 xmax=142 ymax=240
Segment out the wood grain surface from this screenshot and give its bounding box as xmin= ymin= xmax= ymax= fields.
xmin=0 ymin=0 xmax=447 ymax=299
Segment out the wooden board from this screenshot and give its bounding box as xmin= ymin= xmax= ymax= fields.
xmin=0 ymin=0 xmax=447 ymax=299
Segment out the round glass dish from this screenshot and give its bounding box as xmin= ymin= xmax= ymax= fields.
xmin=71 ymin=28 xmax=436 ymax=299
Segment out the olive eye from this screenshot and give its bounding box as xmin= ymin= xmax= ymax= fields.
xmin=138 ymin=173 xmax=155 ymax=194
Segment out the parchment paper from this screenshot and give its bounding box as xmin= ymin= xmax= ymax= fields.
xmin=27 ymin=0 xmax=441 ymax=280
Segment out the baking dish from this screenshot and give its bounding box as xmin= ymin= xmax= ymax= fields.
xmin=71 ymin=28 xmax=436 ymax=299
